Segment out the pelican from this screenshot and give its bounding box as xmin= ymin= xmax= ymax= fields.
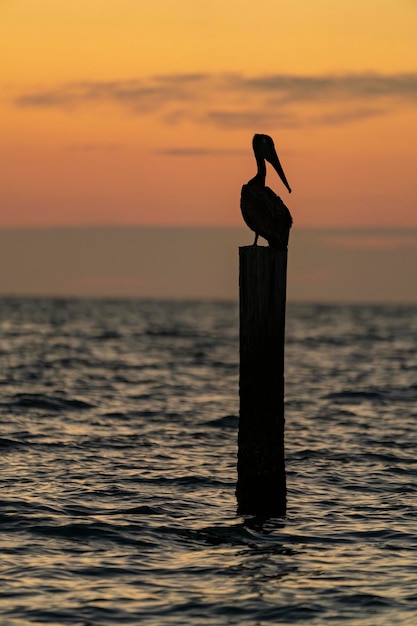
xmin=240 ymin=134 xmax=292 ymax=250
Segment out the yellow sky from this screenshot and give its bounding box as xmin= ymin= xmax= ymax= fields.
xmin=1 ymin=0 xmax=416 ymax=228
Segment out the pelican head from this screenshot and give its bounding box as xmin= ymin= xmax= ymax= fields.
xmin=253 ymin=134 xmax=291 ymax=193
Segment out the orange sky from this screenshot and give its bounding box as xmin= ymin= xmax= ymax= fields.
xmin=1 ymin=0 xmax=417 ymax=229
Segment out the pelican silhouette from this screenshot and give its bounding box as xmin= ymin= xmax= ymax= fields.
xmin=240 ymin=134 xmax=292 ymax=250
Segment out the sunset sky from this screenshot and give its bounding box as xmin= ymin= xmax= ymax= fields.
xmin=2 ymin=0 xmax=416 ymax=229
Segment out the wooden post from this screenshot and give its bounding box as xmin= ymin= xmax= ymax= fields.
xmin=236 ymin=246 xmax=287 ymax=517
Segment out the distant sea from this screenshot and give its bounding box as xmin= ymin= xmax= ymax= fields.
xmin=1 ymin=226 xmax=417 ymax=302
xmin=1 ymin=298 xmax=417 ymax=625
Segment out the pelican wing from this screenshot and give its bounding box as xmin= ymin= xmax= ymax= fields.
xmin=241 ymin=184 xmax=292 ymax=250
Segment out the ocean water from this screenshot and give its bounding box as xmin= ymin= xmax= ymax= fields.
xmin=1 ymin=298 xmax=417 ymax=625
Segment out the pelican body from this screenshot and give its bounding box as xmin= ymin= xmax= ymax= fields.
xmin=240 ymin=134 xmax=292 ymax=250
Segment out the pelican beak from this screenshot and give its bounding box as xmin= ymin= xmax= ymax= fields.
xmin=267 ymin=148 xmax=292 ymax=194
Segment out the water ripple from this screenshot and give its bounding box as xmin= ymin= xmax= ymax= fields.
xmin=0 ymin=299 xmax=417 ymax=624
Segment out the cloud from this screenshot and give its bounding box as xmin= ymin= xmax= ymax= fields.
xmin=13 ymin=72 xmax=417 ymax=130
xmin=203 ymin=108 xmax=301 ymax=129
xmin=14 ymin=75 xmax=209 ymax=113
xmin=312 ymin=106 xmax=386 ymax=126
xmin=156 ymin=147 xmax=246 ymax=156
xmin=238 ymin=73 xmax=417 ymax=102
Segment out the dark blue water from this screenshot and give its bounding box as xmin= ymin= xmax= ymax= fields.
xmin=1 ymin=298 xmax=417 ymax=625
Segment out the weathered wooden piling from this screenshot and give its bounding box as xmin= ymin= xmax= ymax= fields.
xmin=236 ymin=245 xmax=287 ymax=517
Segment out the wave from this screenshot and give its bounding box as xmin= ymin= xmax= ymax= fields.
xmin=8 ymin=393 xmax=95 ymax=411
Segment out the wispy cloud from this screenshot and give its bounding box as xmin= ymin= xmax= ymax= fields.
xmin=13 ymin=72 xmax=417 ymax=129
xmin=155 ymin=147 xmax=246 ymax=156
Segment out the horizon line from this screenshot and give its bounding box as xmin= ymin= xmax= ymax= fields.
xmin=1 ymin=224 xmax=417 ymax=232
